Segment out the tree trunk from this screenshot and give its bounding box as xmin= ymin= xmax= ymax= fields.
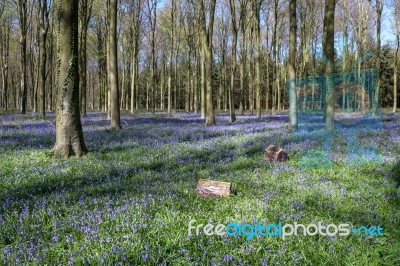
xmin=1 ymin=23 xmax=10 ymax=111
xmin=374 ymin=0 xmax=383 ymax=116
xmin=79 ymin=0 xmax=92 ymax=117
xmin=277 ymin=44 xmax=281 ymax=111
xmin=149 ymin=0 xmax=157 ymax=114
xmin=48 ymin=25 xmax=55 ymax=111
xmin=204 ymin=45 xmax=215 ymax=125
xmin=19 ymin=0 xmax=28 ymax=114
xmin=168 ymin=48 xmax=173 ymax=115
xmin=266 ymin=49 xmax=270 ymax=112
xmin=247 ymin=26 xmax=254 ymax=114
xmin=200 ymin=47 xmax=206 ymax=118
xmin=53 ymin=0 xmax=87 ymax=158
xmin=185 ymin=55 xmax=191 ymax=112
xmin=272 ymin=0 xmax=278 ymax=115
xmin=288 ymin=0 xmax=298 ymax=131
xmin=109 ymin=0 xmax=121 ymax=129
xmin=322 ymin=0 xmax=336 ymax=130
xmin=161 ymin=55 xmax=165 ymax=110
xmin=394 ymin=22 xmax=399 ymax=113
xmin=32 ymin=43 xmax=38 ymax=113
xmin=130 ymin=44 xmax=138 ymax=113
xmin=38 ymin=0 xmax=49 ymax=118
xmin=167 ymin=0 xmax=175 ymax=115
xmin=130 ymin=0 xmax=141 ymax=113
xmin=254 ymin=1 xmax=261 ymax=117
xmin=229 ymin=0 xmax=237 ymax=123
xmin=239 ymin=30 xmax=245 ymax=115
xmin=174 ymin=44 xmax=180 ymax=111
xmin=194 ymin=49 xmax=199 ymax=113
xmin=199 ymin=0 xmax=216 ymax=126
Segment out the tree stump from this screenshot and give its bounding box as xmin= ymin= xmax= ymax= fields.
xmin=264 ymin=145 xmax=289 ymax=162
xmin=197 ymin=179 xmax=231 ymax=197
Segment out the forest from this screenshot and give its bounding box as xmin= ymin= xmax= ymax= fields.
xmin=0 ymin=0 xmax=399 ymax=121
xmin=0 ymin=0 xmax=399 ymax=265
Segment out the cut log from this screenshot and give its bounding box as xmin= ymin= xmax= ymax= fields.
xmin=197 ymin=179 xmax=231 ymax=197
xmin=264 ymin=145 xmax=289 ymax=162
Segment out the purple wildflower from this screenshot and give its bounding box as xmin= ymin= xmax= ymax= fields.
xmin=222 ymin=253 xmax=234 ymax=263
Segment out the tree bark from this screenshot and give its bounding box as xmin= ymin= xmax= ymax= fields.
xmin=167 ymin=0 xmax=175 ymax=115
xmin=109 ymin=0 xmax=121 ymax=129
xmin=197 ymin=179 xmax=231 ymax=197
xmin=254 ymin=0 xmax=261 ymax=117
xmin=148 ymin=0 xmax=157 ymax=114
xmin=272 ymin=0 xmax=278 ymax=115
xmin=130 ymin=0 xmax=142 ymax=113
xmin=79 ymin=0 xmax=92 ymax=117
xmin=288 ymin=0 xmax=298 ymax=131
xmin=394 ymin=15 xmax=399 ymax=113
xmin=161 ymin=54 xmax=165 ymax=110
xmin=322 ymin=0 xmax=335 ymax=130
xmin=374 ymin=0 xmax=383 ymax=116
xmin=38 ymin=0 xmax=49 ymax=118
xmin=199 ymin=0 xmax=216 ymax=126
xmin=19 ymin=0 xmax=28 ymax=114
xmin=53 ymin=0 xmax=87 ymax=158
xmin=229 ymin=0 xmax=237 ymax=123
xmin=0 ymin=21 xmax=10 ymax=111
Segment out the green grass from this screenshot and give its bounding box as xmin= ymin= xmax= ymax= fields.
xmin=0 ymin=112 xmax=399 ymax=265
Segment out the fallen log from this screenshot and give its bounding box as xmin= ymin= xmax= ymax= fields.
xmin=264 ymin=145 xmax=289 ymax=162
xmin=197 ymin=179 xmax=231 ymax=197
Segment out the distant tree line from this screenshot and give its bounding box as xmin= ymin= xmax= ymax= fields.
xmin=0 ymin=0 xmax=399 ymax=122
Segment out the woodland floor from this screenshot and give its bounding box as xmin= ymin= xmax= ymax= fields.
xmin=0 ymin=111 xmax=399 ymax=265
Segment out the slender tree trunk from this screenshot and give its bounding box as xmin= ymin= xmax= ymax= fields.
xmin=79 ymin=0 xmax=92 ymax=117
xmin=277 ymin=45 xmax=281 ymax=111
xmin=53 ymin=0 xmax=87 ymax=158
xmin=167 ymin=0 xmax=175 ymax=115
xmin=38 ymin=0 xmax=49 ymax=117
xmin=130 ymin=44 xmax=138 ymax=113
xmin=32 ymin=41 xmax=38 ymax=113
xmin=217 ymin=63 xmax=222 ymax=111
xmin=109 ymin=0 xmax=121 ymax=129
xmin=288 ymin=0 xmax=298 ymax=131
xmin=161 ymin=55 xmax=165 ymax=110
xmin=394 ymin=24 xmax=399 ymax=112
xmin=194 ymin=49 xmax=199 ymax=113
xmin=204 ymin=44 xmax=215 ymax=125
xmin=323 ymin=0 xmax=336 ymax=130
xmin=146 ymin=78 xmax=149 ymax=110
xmin=199 ymin=0 xmax=216 ymax=125
xmin=149 ymin=0 xmax=157 ymax=114
xmin=19 ymin=0 xmax=28 ymax=114
xmin=174 ymin=45 xmax=179 ymax=111
xmin=229 ymin=0 xmax=237 ymax=122
xmin=1 ymin=23 xmax=10 ymax=111
xmin=185 ymin=53 xmax=191 ymax=112
xmin=121 ymin=59 xmax=126 ymax=110
xmin=374 ymin=0 xmax=383 ymax=116
xmin=239 ymin=28 xmax=245 ymax=115
xmin=135 ymin=62 xmax=139 ymax=110
xmin=247 ymin=26 xmax=254 ymax=114
xmin=168 ymin=47 xmax=173 ymax=115
xmin=254 ymin=1 xmax=261 ymax=117
xmin=130 ymin=0 xmax=141 ymax=113
xmin=200 ymin=46 xmax=206 ymax=118
xmin=48 ymin=23 xmax=55 ymax=111
xmin=272 ymin=0 xmax=278 ymax=115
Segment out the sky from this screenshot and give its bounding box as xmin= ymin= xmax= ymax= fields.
xmin=381 ymin=5 xmax=397 ymax=45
